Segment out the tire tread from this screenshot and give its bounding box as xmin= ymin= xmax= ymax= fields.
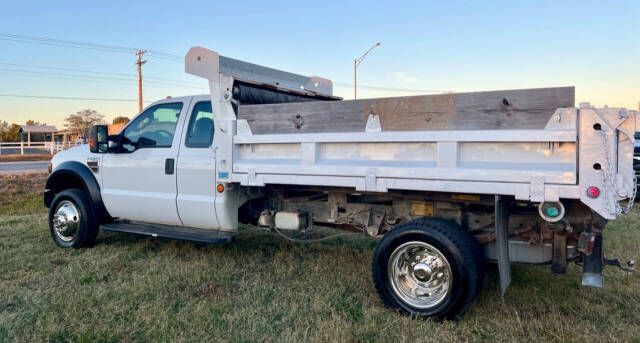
xmin=372 ymin=217 xmax=482 ymax=320
xmin=48 ymin=189 xmax=99 ymax=248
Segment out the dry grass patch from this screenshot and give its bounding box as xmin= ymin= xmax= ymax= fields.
xmin=0 ymin=172 xmax=47 ymax=216
xmin=0 ymin=154 xmax=52 ymax=162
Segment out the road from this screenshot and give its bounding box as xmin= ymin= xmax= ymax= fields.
xmin=0 ymin=161 xmax=50 ymax=174
xmin=0 ymin=147 xmax=50 ymax=155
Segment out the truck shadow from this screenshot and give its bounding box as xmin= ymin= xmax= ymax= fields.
xmin=93 ymin=225 xmax=637 ymax=327
xmin=96 ymin=225 xmax=379 ymax=251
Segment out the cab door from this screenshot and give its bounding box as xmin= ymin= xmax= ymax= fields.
xmin=176 ymin=100 xmax=219 ymax=228
xmin=101 ymin=100 xmax=190 ymax=225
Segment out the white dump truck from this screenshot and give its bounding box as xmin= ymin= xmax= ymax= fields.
xmin=44 ymin=46 xmax=637 ymax=319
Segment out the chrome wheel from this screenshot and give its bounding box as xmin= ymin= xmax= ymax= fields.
xmin=52 ymin=200 xmax=80 ymax=242
xmin=387 ymin=241 xmax=452 ymax=309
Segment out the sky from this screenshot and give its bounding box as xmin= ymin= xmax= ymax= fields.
xmin=0 ymin=0 xmax=638 ymax=128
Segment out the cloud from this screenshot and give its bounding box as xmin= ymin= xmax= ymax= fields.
xmin=393 ymin=72 xmax=420 ymax=83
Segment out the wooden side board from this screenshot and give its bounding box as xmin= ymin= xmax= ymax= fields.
xmin=237 ymin=86 xmax=575 ymax=134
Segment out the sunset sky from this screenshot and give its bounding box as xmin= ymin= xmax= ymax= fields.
xmin=1 ymin=0 xmax=638 ymax=128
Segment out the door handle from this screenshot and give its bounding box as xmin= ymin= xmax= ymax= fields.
xmin=165 ymin=158 xmax=175 ymax=175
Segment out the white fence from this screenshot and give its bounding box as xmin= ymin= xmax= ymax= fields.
xmin=0 ymin=141 xmax=82 ymax=155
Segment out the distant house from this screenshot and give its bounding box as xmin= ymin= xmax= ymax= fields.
xmin=18 ymin=125 xmax=58 ymax=145
xmin=17 ymin=125 xmax=85 ymax=144
xmin=55 ymin=129 xmax=82 ymax=144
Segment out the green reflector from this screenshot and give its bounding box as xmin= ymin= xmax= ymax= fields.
xmin=546 ymin=206 xmax=559 ymax=217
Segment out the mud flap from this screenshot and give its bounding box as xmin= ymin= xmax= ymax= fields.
xmin=495 ymin=195 xmax=512 ymax=298
xmin=552 ymin=232 xmax=568 ymax=274
xmin=581 ymin=227 xmax=604 ymax=288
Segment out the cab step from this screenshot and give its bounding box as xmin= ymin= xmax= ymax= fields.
xmin=101 ymin=220 xmax=234 ymax=244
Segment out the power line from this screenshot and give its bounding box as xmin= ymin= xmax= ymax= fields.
xmin=0 ymin=61 xmax=206 ymax=87
xmin=0 ymin=94 xmax=141 ymax=102
xmin=141 ymin=51 xmax=451 ymax=93
xmin=1 ymin=33 xmax=635 ymax=109
xmin=0 ymin=37 xmax=134 ymax=54
xmin=0 ymin=68 xmax=207 ymax=90
xmin=0 ymin=60 xmax=440 ymax=92
xmin=0 ymin=32 xmax=450 ymax=94
xmin=0 ymin=32 xmax=186 ymax=64
xmin=0 ymin=33 xmax=137 ymax=54
xmin=1 ymin=67 xmax=135 ymax=82
xmin=146 ymin=52 xmax=182 ymax=62
xmin=0 ymin=72 xmax=207 ymax=92
xmin=0 ymin=59 xmax=444 ymax=94
xmin=0 ymin=33 xmax=137 ymax=52
xmin=146 ymin=50 xmax=182 ymax=59
xmin=0 ymin=61 xmax=135 ymax=77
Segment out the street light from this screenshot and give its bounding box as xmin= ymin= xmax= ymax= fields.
xmin=354 ymin=42 xmax=381 ymax=99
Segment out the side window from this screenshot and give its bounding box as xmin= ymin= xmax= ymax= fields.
xmin=122 ymin=102 xmax=183 ymax=152
xmin=185 ymin=101 xmax=214 ymax=148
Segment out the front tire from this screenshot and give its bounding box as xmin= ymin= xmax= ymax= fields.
xmin=372 ymin=218 xmax=481 ymax=320
xmin=48 ymin=189 xmax=99 ymax=248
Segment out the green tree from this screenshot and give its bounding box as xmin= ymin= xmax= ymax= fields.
xmin=64 ymin=109 xmax=105 ymax=138
xmin=112 ymin=116 xmax=130 ymax=125
xmin=0 ymin=120 xmax=8 ymax=142
xmin=1 ymin=123 xmax=20 ymax=142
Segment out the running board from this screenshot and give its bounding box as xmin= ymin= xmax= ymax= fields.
xmin=101 ymin=221 xmax=234 ymax=244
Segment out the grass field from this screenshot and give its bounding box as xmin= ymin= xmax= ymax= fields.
xmin=0 ymin=173 xmax=639 ymax=342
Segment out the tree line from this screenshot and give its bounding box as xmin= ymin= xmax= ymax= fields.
xmin=0 ymin=109 xmax=129 ymax=142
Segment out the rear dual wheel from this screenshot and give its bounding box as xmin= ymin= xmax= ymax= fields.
xmin=372 ymin=218 xmax=483 ymax=320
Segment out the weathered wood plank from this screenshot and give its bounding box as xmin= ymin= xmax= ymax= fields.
xmin=238 ymin=86 xmax=574 ymax=134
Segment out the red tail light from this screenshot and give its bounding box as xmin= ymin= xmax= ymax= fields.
xmin=587 ymin=187 xmax=600 ymax=198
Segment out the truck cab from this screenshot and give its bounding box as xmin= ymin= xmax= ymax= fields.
xmin=99 ymin=96 xmax=219 ymax=228
xmin=47 ymin=95 xmax=222 ymax=225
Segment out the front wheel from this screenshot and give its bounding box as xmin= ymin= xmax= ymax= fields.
xmin=48 ymin=189 xmax=99 ymax=248
xmin=372 ymin=218 xmax=481 ymax=320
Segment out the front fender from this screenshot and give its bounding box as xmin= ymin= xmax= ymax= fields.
xmin=45 ymin=161 xmax=111 ymax=222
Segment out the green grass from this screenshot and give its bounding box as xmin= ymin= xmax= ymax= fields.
xmin=0 ymin=189 xmax=639 ymax=341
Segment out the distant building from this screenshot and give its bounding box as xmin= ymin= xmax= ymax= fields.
xmin=55 ymin=129 xmax=82 ymax=144
xmin=18 ymin=125 xmax=58 ymax=145
xmin=17 ymin=125 xmax=86 ymax=145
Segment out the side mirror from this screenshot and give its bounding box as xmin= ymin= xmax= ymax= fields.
xmin=89 ymin=125 xmax=109 ymax=153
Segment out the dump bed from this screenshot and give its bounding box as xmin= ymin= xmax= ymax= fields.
xmin=184 ymin=47 xmax=636 ymax=220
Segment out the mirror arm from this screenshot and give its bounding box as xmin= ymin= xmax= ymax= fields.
xmin=108 ymin=134 xmax=124 ymax=153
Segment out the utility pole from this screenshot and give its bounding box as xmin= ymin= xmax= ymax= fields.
xmin=354 ymin=42 xmax=381 ymax=99
xmin=136 ymin=49 xmax=147 ymax=112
